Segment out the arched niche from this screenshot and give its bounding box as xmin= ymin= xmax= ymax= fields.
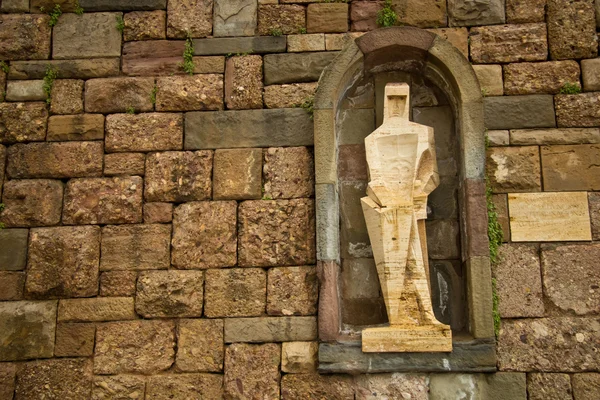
xmin=314 ymin=27 xmax=496 ymax=373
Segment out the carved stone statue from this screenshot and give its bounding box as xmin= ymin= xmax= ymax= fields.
xmin=361 ymin=83 xmax=452 ymax=353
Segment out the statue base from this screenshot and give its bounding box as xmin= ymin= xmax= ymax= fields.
xmin=362 ymin=324 xmax=452 ymax=353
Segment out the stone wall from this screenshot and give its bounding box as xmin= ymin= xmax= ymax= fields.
xmin=0 ymin=0 xmax=599 ymax=399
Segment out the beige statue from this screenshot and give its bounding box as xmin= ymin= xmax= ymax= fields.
xmin=361 ymin=83 xmax=452 ymax=353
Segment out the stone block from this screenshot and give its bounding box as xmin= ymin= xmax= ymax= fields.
xmin=176 ymin=319 xmax=224 ymax=372
xmin=267 ymin=266 xmax=318 ymax=316
xmin=85 ymin=77 xmax=154 ymax=114
xmin=493 ymin=244 xmax=543 ymax=318
xmin=355 ymin=374 xmax=429 ymax=400
xmin=351 ymin=1 xmax=382 ymax=31
xmin=28 ymin=0 xmax=86 ymax=11
xmin=281 ymin=373 xmax=355 ymax=400
xmin=448 ymin=0 xmax=504 ymax=26
xmin=547 ymin=0 xmax=597 ymax=60
xmin=582 ymin=59 xmax=600 ymax=92
xmin=204 ymin=268 xmax=266 ymax=317
xmin=307 ymin=3 xmax=348 ymax=33
xmin=224 ymin=343 xmax=280 ymax=399
xmin=95 ymin=320 xmax=176 ymax=374
xmin=136 ymin=270 xmax=204 ymax=318
xmin=572 ymin=374 xmax=600 ymax=400
xmin=5 ymin=80 xmax=45 ymax=102
xmin=282 ymin=342 xmax=318 ymax=374
xmin=100 ymin=271 xmax=138 ymax=297
xmin=263 ymin=147 xmax=314 ymax=199
xmin=510 ymin=128 xmax=600 ymax=145
xmin=194 ymin=36 xmax=287 ymax=55
xmin=105 ymin=113 xmax=183 ymax=153
xmin=225 ymin=55 xmax=263 ymax=110
xmin=590 ymin=192 xmax=600 ymax=240
xmin=541 ymin=144 xmax=600 ymax=190
xmin=288 ymin=34 xmax=326 ymax=52
xmin=498 ymin=317 xmax=600 ymax=371
xmin=214 ymin=0 xmax=257 ymax=37
xmin=146 ymin=374 xmax=223 ymax=399
xmin=92 ymin=375 xmax=146 ymax=400
xmin=341 ymin=258 xmax=380 ymax=299
xmin=54 ymin=323 xmax=95 ymax=357
xmin=1 ymin=0 xmax=29 ymax=12
xmin=104 ymin=153 xmax=146 ymax=176
xmin=258 ymin=4 xmax=305 ymax=35
xmin=0 ymin=102 xmax=48 ymax=144
xmin=58 ymin=297 xmax=135 ymax=322
xmin=264 ymin=52 xmax=338 ymax=85
xmin=542 ymin=243 xmax=600 ymax=315
xmin=167 ymin=0 xmax=213 ymax=38
xmin=470 ymin=23 xmax=548 ymax=63
xmin=213 ymin=148 xmax=263 ymax=200
xmin=263 ymin=84 xmax=318 ymax=109
xmin=507 ymin=0 xmax=546 ymax=22
xmin=9 ymin=59 xmax=120 ymax=80
xmin=555 ymin=93 xmax=600 ymax=128
xmin=15 ymin=359 xmax=92 ymax=400
xmin=238 ymin=199 xmax=316 ymax=267
xmin=224 ymin=317 xmax=317 ymax=343
xmin=487 ymin=130 xmax=509 ymax=146
xmin=193 ymin=56 xmax=226 ymax=74
xmin=6 ymin=141 xmax=103 ymax=179
xmin=430 ymin=373 xmax=526 ymax=400
xmin=395 ymin=0 xmax=448 ymax=28
xmin=49 ymin=80 xmax=84 ymax=115
xmin=144 ymin=202 xmax=173 ymax=223
xmin=186 ymin=108 xmax=314 ymax=149
xmin=124 ymin=10 xmax=166 ymax=41
xmin=62 ymin=177 xmax=142 ymax=225
xmin=47 ymin=114 xmax=105 ymax=141
xmin=427 ymin=28 xmax=468 ymax=57
xmin=338 ymin=144 xmax=367 ymax=181
xmin=325 ymin=32 xmax=365 ymax=51
xmin=26 ymin=226 xmax=99 ymax=299
xmin=487 ymin=146 xmax=541 ymax=192
xmin=80 ymin=0 xmax=167 ymax=10
xmin=0 ymin=301 xmax=56 ymax=361
xmin=473 ymin=65 xmax=502 ymax=96
xmin=491 ymin=194 xmax=510 ymax=241
xmin=156 ymin=75 xmax=223 ymax=111
xmin=0 ymin=364 xmax=15 ymax=400
xmin=527 ymin=373 xmax=572 ymax=400
xmin=504 ymin=61 xmax=581 ymax=95
xmin=53 ymin=13 xmax=122 ymax=59
xmin=425 ymin=219 xmax=461 ymax=259
xmin=0 ymin=180 xmax=63 ymax=228
xmin=484 ymin=95 xmax=555 ymax=130
xmin=0 ymin=229 xmax=28 ymax=271
xmin=171 ymin=201 xmax=237 ymax=269
xmin=0 ymin=15 xmax=51 ymax=60
xmin=100 ymin=224 xmax=171 ymax=271
xmin=0 ymin=272 xmax=25 ymax=300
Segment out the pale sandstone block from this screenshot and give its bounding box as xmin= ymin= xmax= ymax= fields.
xmin=510 ymin=128 xmax=600 ymax=145
xmin=473 ymin=65 xmax=503 ymax=96
xmin=212 ymin=148 xmax=263 ymax=200
xmin=487 ymin=130 xmax=509 ymax=146
xmin=5 ymin=80 xmax=45 ymax=102
xmin=426 ymin=28 xmax=468 ymax=58
xmin=58 ymin=297 xmax=136 ymax=322
xmin=486 ymin=146 xmax=541 ymax=192
xmin=263 ymin=82 xmax=318 ymax=109
xmin=503 ymin=61 xmax=581 ymax=95
xmin=104 ymin=153 xmax=146 ymax=176
xmin=470 ymin=23 xmax=548 ymax=64
xmin=288 ymin=34 xmax=326 ymax=52
xmin=204 ymin=268 xmax=266 ymax=317
xmin=541 ymin=144 xmax=600 ymax=190
xmin=582 ymin=59 xmax=600 ymax=92
xmin=281 ymin=342 xmax=318 ymax=373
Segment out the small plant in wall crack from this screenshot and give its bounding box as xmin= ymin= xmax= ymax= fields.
xmin=294 ymin=96 xmax=315 ymax=119
xmin=559 ymin=82 xmax=581 ymax=94
xmin=47 ymin=4 xmax=62 ymax=27
xmin=377 ymin=0 xmax=398 ymax=27
xmin=43 ymin=65 xmax=59 ymax=105
xmin=150 ymin=85 xmax=158 ymax=106
xmin=268 ymin=27 xmax=283 ymax=37
xmin=181 ymin=33 xmax=195 ymax=76
xmin=116 ymin=15 xmax=125 ymax=34
xmin=0 ymin=61 xmax=8 ymax=74
xmin=126 ymin=106 xmax=136 ymax=114
xmin=0 ymin=203 xmax=5 ymax=230
xmin=75 ymin=1 xmax=84 ymax=15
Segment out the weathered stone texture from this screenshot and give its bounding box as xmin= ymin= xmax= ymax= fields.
xmin=325 ymin=32 xmax=365 ymax=51
xmin=288 ymin=34 xmax=326 ymax=52
xmin=0 ymin=15 xmax=51 ymax=60
xmin=94 ymin=320 xmax=175 ymax=374
xmin=167 ymin=0 xmax=213 ymax=38
xmin=264 ymin=52 xmax=338 ymax=85
xmin=214 ymin=0 xmax=257 ymax=37
xmin=484 ymin=95 xmax=555 ymax=129
xmin=470 ymin=23 xmax=548 ymax=63
xmin=204 ymin=268 xmax=266 ymax=317
xmin=0 ymin=301 xmax=56 ymax=361
xmin=263 ymin=147 xmax=315 ymax=199
xmin=498 ymin=318 xmax=600 ymax=371
xmin=281 ymin=373 xmax=354 ymax=400
xmin=0 ymin=180 xmax=63 ymax=228
xmin=487 ymin=130 xmax=510 ymax=146
xmin=85 ymin=77 xmax=154 ymax=114
xmin=282 ymin=342 xmax=318 ymax=374
xmin=213 ymin=148 xmax=263 ymax=200
xmin=26 ymin=226 xmax=99 ymax=299
xmin=258 ymin=4 xmax=305 ymax=35
xmin=507 ymin=0 xmax=546 ymax=22
xmin=238 ymin=199 xmax=316 ymax=267
xmin=62 ymin=177 xmax=143 ymax=225
xmin=224 ymin=317 xmax=317 ymax=343
xmin=493 ymin=244 xmax=544 ymax=318
xmin=6 ymin=141 xmax=103 ymax=179
xmin=448 ymin=0 xmax=504 ymax=26
xmin=541 ymin=144 xmax=600 ymax=190
xmin=146 ymin=374 xmax=223 ymax=400
xmin=106 ymin=113 xmax=183 ymax=152
xmin=224 ymin=343 xmax=280 ymax=399
xmin=101 ymin=224 xmax=171 ymax=271
xmin=47 ymin=114 xmax=105 ymax=142
xmin=194 ymin=36 xmax=287 ymax=55
xmin=395 ymin=0 xmax=447 ymax=28
xmin=351 ymin=1 xmax=381 ymax=31
xmin=50 ymin=80 xmax=84 ymax=115
xmin=547 ymin=0 xmax=598 ymax=60
xmin=0 ymin=71 xmax=5 ymax=102
xmin=0 ymin=364 xmax=15 ymax=400
xmin=5 ymin=80 xmax=45 ymax=102
xmin=79 ymin=0 xmax=167 ymax=10
xmin=8 ymin=59 xmax=121 ymax=80
xmin=527 ymin=373 xmax=573 ymax=400
xmin=510 ymin=128 xmax=600 ymax=145
xmin=430 ymin=373 xmax=526 ymax=400
xmin=267 ymin=266 xmax=318 ymax=316
xmin=177 ymin=319 xmax=224 ymax=372
xmin=0 ymin=229 xmax=29 ymax=271
xmin=307 ymin=3 xmax=348 ymax=33
xmin=264 ymin=83 xmax=318 ymax=108
xmin=356 ymin=373 xmax=429 ymax=400
xmin=1 ymin=0 xmax=29 ymax=12
xmin=100 ymin=271 xmax=138 ymax=297
xmin=428 ymin=28 xmax=468 ymax=57
xmin=0 ymin=102 xmax=48 ymax=144
xmin=426 ymin=219 xmax=460 ymax=259
xmin=92 ymin=375 xmax=146 ymax=400
xmin=53 ymin=13 xmax=122 ymax=59
xmin=156 ymin=75 xmax=224 ymax=111
xmin=144 ymin=202 xmax=173 ymax=223
xmin=555 ymin=93 xmax=600 ymax=128
xmin=0 ymin=272 xmax=25 ymax=300
xmin=225 ymin=55 xmax=263 ymax=110
xmin=590 ymin=192 xmax=600 ymax=241
xmin=54 ymin=323 xmax=96 ymax=356
xmin=145 ymin=151 xmax=213 ymax=202
xmin=58 ymin=297 xmax=135 ymax=322
xmin=487 ymin=146 xmax=541 ymax=192
xmin=104 ymin=153 xmax=146 ymax=176
xmin=572 ymin=374 xmax=600 ymax=400
xmin=171 ymin=201 xmax=237 ymax=269
xmin=15 ymin=359 xmax=92 ymax=400
xmin=582 ymin=59 xmax=600 ymax=92
xmin=504 ymin=61 xmax=581 ymax=95
xmin=124 ymin=11 xmax=166 ymax=41
xmin=136 ymin=270 xmax=204 ymax=318
xmin=30 ymin=0 xmax=80 ymax=13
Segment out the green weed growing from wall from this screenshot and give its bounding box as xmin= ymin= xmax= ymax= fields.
xmin=75 ymin=1 xmax=84 ymax=15
xmin=269 ymin=27 xmax=283 ymax=37
xmin=43 ymin=65 xmax=59 ymax=105
xmin=559 ymin=82 xmax=582 ymax=94
xmin=295 ymin=96 xmax=314 ymax=120
xmin=0 ymin=203 xmax=5 ymax=230
xmin=48 ymin=4 xmax=62 ymax=27
xmin=181 ymin=33 xmax=195 ymax=75
xmin=377 ymin=0 xmax=398 ymax=27
xmin=150 ymin=85 xmax=158 ymax=106
xmin=116 ymin=15 xmax=125 ymax=34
